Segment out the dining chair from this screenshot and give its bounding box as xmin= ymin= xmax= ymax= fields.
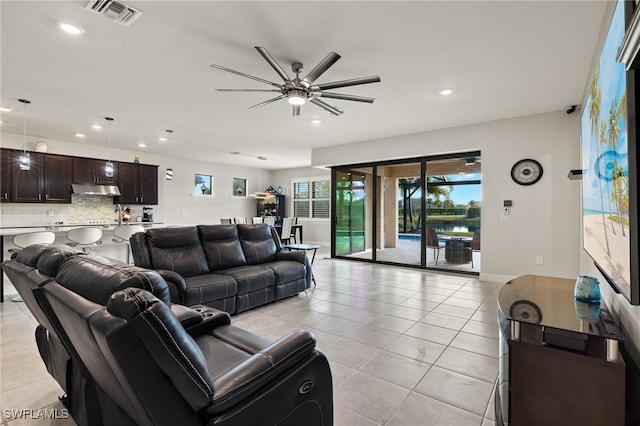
xmin=234 ymin=217 xmax=247 ymax=224
xmin=220 ymin=218 xmax=233 ymax=224
xmin=252 ymin=217 xmax=263 ymax=224
xmin=426 ymin=228 xmax=445 ymax=265
xmin=467 ymin=230 xmax=481 ymax=268
xmin=281 ymin=217 xmax=294 ymax=244
xmin=264 ymin=216 xmax=276 ymax=227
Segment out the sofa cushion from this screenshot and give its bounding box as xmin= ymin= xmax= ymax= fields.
xmin=146 ymin=226 xmax=209 ymax=277
xmin=183 ymin=273 xmax=237 ymax=306
xmin=55 ymin=255 xmax=172 ymax=306
xmin=237 ymin=224 xmax=277 ymax=265
xmin=220 ymin=266 xmax=275 ymax=295
xmin=263 ymin=260 xmax=306 ymax=285
xmin=198 ymin=225 xmax=247 ymax=270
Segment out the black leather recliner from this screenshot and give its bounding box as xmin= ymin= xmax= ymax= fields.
xmin=2 ymin=244 xmax=333 ymax=426
xmin=1 ymin=244 xmax=207 ymax=424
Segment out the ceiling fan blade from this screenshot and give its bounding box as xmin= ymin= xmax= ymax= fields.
xmin=293 ymin=105 xmax=301 ymax=117
xmin=301 ymin=52 xmax=341 ymax=87
xmin=317 ymin=92 xmax=375 ymax=103
xmin=216 ymin=89 xmax=282 ymax=92
xmin=255 ymin=47 xmax=291 ymax=82
xmin=310 ymin=98 xmax=343 ymax=116
xmin=210 ymin=64 xmax=282 ymax=88
xmin=313 ymin=76 xmax=381 ymax=91
xmin=249 ymin=94 xmax=286 ymax=109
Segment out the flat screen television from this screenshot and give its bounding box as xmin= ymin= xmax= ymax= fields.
xmin=581 ymin=0 xmax=639 ymax=304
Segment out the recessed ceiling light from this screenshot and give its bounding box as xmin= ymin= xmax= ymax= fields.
xmin=229 ymin=151 xmax=240 ymax=155
xmin=311 ymin=119 xmax=322 ymax=125
xmin=159 ymin=137 xmax=167 ymax=142
xmin=92 ymin=124 xmax=102 ymax=130
xmin=0 ymin=107 xmax=11 ymax=112
xmin=75 ymin=133 xmax=86 ymax=138
xmin=440 ymin=88 xmax=454 ymax=96
xmin=138 ymin=143 xmax=147 ymax=148
xmin=258 ymin=156 xmax=267 ymax=160
xmin=59 ymin=22 xmax=84 ymax=35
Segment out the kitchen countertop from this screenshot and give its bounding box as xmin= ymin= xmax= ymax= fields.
xmin=0 ymin=222 xmax=163 ymax=236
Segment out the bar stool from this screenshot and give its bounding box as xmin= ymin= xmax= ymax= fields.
xmin=8 ymin=231 xmax=56 ymax=257
xmin=7 ymin=231 xmax=56 ymax=302
xmin=112 ymin=225 xmax=144 ymax=264
xmin=66 ymin=227 xmax=103 ymax=253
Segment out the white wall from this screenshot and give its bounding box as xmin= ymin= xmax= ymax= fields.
xmin=0 ymin=133 xmax=272 ymax=225
xmin=271 ymin=166 xmax=331 ymax=245
xmin=313 ymin=111 xmax=582 ymax=283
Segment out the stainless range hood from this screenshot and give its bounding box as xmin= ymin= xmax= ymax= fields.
xmin=72 ymin=184 xmax=121 ymax=196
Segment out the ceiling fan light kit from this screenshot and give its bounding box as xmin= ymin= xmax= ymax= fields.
xmin=211 ymin=46 xmax=380 ymax=117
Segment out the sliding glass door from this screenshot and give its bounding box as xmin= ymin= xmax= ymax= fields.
xmin=332 ymin=152 xmax=481 ymax=274
xmin=334 ymin=167 xmax=372 ymax=259
xmin=425 ymin=157 xmax=482 ymax=272
xmin=375 ymin=162 xmax=423 ymax=266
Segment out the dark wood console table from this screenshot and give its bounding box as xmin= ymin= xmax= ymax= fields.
xmin=496 ymin=275 xmax=625 ymax=426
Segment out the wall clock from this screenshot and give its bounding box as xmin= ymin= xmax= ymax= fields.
xmin=511 ymin=159 xmax=543 ymax=186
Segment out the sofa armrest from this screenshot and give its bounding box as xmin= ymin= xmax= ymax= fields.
xmin=208 ymin=329 xmax=316 ymax=413
xmin=274 ymin=250 xmax=306 ymax=264
xmin=275 ymin=250 xmax=312 ymax=288
xmin=129 ymin=232 xmax=152 ymax=268
xmin=156 ymin=270 xmax=187 ymax=304
xmin=185 ymin=305 xmax=231 ymax=337
xmin=171 ymin=304 xmax=203 ymax=328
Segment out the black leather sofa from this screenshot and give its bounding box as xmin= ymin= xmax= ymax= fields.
xmin=129 ymin=224 xmax=312 ymax=314
xmin=1 ymin=244 xmax=333 ymax=426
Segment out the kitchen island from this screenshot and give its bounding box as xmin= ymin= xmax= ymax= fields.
xmin=0 ymin=222 xmax=163 ymax=302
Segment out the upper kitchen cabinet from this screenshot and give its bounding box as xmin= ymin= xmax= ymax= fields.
xmin=1 ymin=149 xmax=11 ymax=202
xmin=73 ymin=157 xmax=119 ymax=185
xmin=6 ymin=150 xmax=72 ymax=203
xmin=115 ymin=162 xmax=158 ymax=205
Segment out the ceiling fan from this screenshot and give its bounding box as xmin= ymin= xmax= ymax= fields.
xmin=210 ymin=46 xmax=381 ymax=116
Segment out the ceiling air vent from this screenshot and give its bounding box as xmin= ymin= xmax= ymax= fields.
xmin=85 ymin=0 xmax=143 ymax=26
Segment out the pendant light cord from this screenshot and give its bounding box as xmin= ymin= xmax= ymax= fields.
xmin=18 ymin=98 xmax=31 ymax=153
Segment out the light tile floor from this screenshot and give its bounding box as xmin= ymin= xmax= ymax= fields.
xmin=0 ymin=249 xmax=502 ymax=425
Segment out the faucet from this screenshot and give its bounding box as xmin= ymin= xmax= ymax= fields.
xmin=115 ymin=204 xmax=122 ymax=226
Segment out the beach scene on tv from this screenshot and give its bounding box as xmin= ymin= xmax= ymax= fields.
xmin=581 ymin=0 xmax=630 ymax=299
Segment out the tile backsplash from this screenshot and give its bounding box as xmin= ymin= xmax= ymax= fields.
xmin=0 ymin=195 xmax=147 ymax=227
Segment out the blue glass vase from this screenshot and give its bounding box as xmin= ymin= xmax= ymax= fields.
xmin=574 ymin=299 xmax=601 ymax=320
xmin=574 ymin=275 xmax=601 ymax=303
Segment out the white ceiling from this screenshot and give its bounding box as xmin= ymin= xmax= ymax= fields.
xmin=1 ymin=1 xmax=608 ymax=170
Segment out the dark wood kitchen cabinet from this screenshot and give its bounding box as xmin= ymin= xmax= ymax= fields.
xmin=115 ymin=162 xmax=158 ymax=205
xmin=0 ymin=149 xmax=11 ymax=202
xmin=6 ymin=151 xmax=72 ymax=203
xmin=73 ymin=157 xmax=118 ymax=185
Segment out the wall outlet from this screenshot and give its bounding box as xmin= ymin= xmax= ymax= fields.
xmin=536 ymin=256 xmax=543 ymax=265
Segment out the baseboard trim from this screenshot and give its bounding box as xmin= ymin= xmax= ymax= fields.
xmin=479 ymin=273 xmax=515 ymax=284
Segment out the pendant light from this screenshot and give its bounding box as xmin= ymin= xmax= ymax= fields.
xmin=18 ymin=99 xmax=31 ymax=170
xmin=104 ymin=117 xmax=114 ymax=178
